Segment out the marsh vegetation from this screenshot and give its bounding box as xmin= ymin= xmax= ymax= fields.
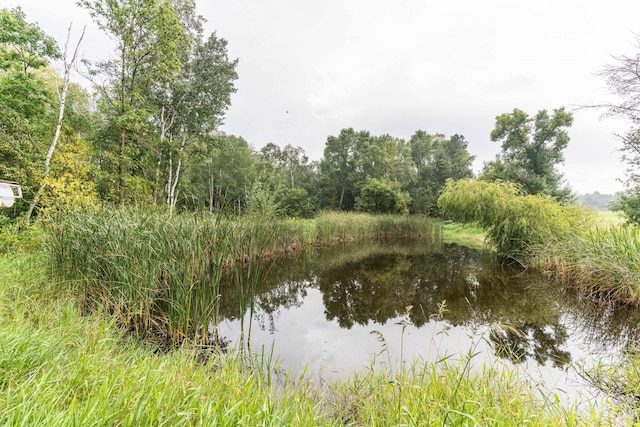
xmin=0 ymin=208 xmax=621 ymax=424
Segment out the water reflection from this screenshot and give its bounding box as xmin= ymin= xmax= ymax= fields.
xmin=218 ymin=238 xmax=640 ymax=371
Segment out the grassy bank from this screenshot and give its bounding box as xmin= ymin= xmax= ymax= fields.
xmin=439 ymin=180 xmax=640 ymax=307
xmin=46 ymin=209 xmax=442 ymax=347
xmin=442 ymin=221 xmax=487 ymax=249
xmin=0 ymin=253 xmax=622 ymax=425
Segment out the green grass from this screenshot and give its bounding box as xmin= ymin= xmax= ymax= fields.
xmin=530 ymin=225 xmax=640 ymax=305
xmin=442 ymin=222 xmax=487 ymax=250
xmin=0 ymin=253 xmax=625 ymax=425
xmin=44 ymin=209 xmax=442 ymax=347
xmin=594 ymin=210 xmax=625 ymax=227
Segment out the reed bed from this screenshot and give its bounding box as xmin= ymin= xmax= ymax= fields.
xmin=314 ymin=211 xmax=441 ymax=243
xmin=530 ymin=225 xmax=640 ymax=306
xmin=46 ymin=208 xmax=441 ymax=348
xmin=0 ymin=254 xmax=622 ymax=426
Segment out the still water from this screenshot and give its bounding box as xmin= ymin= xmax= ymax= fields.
xmin=217 ymin=237 xmax=640 ymax=401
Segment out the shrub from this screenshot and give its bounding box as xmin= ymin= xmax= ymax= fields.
xmin=355 ymin=178 xmax=410 ymax=215
xmin=437 ymin=179 xmax=593 ymax=257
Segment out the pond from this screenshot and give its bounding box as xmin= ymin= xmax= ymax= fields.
xmin=216 ymin=237 xmax=640 ymax=402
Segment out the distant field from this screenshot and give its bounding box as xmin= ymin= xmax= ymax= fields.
xmin=442 ymin=210 xmax=625 ymax=251
xmin=595 ymin=210 xmax=625 ymax=227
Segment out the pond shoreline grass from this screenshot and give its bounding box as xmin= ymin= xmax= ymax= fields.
xmin=439 ymin=180 xmax=640 ymax=309
xmin=442 ymin=221 xmax=487 ymax=250
xmin=0 ymin=251 xmax=625 ymax=425
xmin=45 ymin=209 xmax=443 ymax=348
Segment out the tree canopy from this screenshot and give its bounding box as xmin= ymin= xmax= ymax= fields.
xmin=10 ymin=5 xmax=634 ymax=222
xmin=480 ymin=107 xmax=573 ymax=203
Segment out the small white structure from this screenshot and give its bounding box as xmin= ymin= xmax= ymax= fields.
xmin=0 ymin=180 xmax=22 ymax=208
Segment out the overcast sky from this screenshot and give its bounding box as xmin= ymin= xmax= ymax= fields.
xmin=7 ymin=0 xmax=640 ymax=194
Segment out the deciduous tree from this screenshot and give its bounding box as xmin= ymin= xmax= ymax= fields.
xmin=596 ymin=35 xmax=640 ymax=223
xmin=318 ymin=128 xmax=370 ymax=210
xmin=80 ymin=0 xmax=186 ymax=204
xmin=408 ymin=130 xmax=474 ymax=215
xmin=0 ymin=8 xmax=61 ymax=216
xmin=480 ymin=108 xmax=573 ymax=202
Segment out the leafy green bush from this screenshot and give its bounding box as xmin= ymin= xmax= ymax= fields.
xmin=355 ymin=178 xmax=410 ymax=215
xmin=437 ymin=179 xmax=593 ymax=257
xmin=276 ymin=187 xmax=315 ymax=218
xmin=0 ymin=218 xmax=45 ymax=253
xmin=610 ymin=189 xmax=640 ymax=225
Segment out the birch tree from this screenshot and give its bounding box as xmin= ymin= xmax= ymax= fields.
xmin=26 ymin=24 xmax=85 ymax=220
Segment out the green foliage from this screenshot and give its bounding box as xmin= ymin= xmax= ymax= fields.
xmin=0 ymin=7 xmax=61 ymax=73
xmin=276 ymin=187 xmax=315 ymax=218
xmin=438 ymin=179 xmax=592 ymax=257
xmin=481 ymin=107 xmax=574 ymax=202
xmin=258 ymin=142 xmax=319 ymax=217
xmin=408 ymin=130 xmax=475 ymax=215
xmin=153 ymin=22 xmax=238 ymax=210
xmin=80 ymin=0 xmax=188 ymax=204
xmin=317 ymin=128 xmax=475 ymax=215
xmin=355 ymin=178 xmax=410 ymax=215
xmin=318 ymin=128 xmax=370 ymax=210
xmin=39 ymin=133 xmax=98 ymax=215
xmin=245 ymin=180 xmax=281 ymax=218
xmin=0 ymin=219 xmax=44 ymax=253
xmin=356 ymin=133 xmax=416 ymax=188
xmin=0 ymin=8 xmax=63 ymax=217
xmin=610 ymin=189 xmax=640 ymax=225
xmin=182 ymin=134 xmax=256 ymax=213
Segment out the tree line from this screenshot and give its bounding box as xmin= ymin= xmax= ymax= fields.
xmin=2 ymin=2 xmax=640 ymax=223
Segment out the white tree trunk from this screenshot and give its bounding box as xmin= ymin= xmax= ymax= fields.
xmin=27 ymin=24 xmax=85 ymax=220
xmin=167 ymin=132 xmax=186 ymax=216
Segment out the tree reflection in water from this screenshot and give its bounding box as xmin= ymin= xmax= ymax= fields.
xmin=218 ymin=237 xmax=640 ymax=369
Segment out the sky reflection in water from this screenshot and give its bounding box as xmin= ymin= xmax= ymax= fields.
xmin=217 ymin=237 xmax=640 ymax=401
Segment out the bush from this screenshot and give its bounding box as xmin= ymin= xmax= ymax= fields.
xmin=355 ymin=178 xmax=410 ymax=215
xmin=276 ymin=187 xmax=315 ymax=218
xmin=610 ymin=189 xmax=640 ymax=225
xmin=437 ymin=179 xmax=593 ymax=257
xmin=0 ymin=218 xmax=45 ymax=253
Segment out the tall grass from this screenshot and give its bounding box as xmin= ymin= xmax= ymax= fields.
xmin=46 ymin=208 xmax=442 ymax=348
xmin=0 ymin=254 xmax=624 ymax=425
xmin=315 ymin=211 xmax=441 ymax=243
xmin=530 ymin=225 xmax=640 ymax=306
xmin=47 ymin=208 xmax=230 ymax=347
